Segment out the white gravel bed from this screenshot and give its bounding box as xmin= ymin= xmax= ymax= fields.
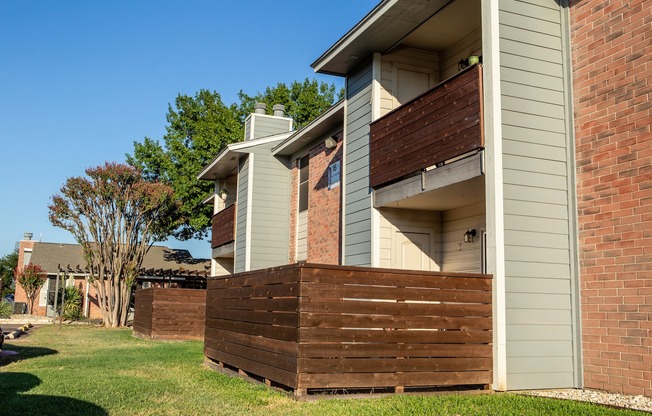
xmin=519 ymin=389 xmax=652 ymax=413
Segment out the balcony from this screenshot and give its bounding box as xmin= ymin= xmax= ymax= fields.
xmin=211 ymin=203 xmax=236 ymax=249
xmin=369 ymin=64 xmax=484 ymax=189
xmin=204 ymin=262 xmax=492 ymax=397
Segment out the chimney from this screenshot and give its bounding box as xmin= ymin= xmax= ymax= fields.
xmin=23 ymin=232 xmax=33 ymax=241
xmin=273 ymin=104 xmax=285 ymax=117
xmin=244 ymin=103 xmax=293 ymax=141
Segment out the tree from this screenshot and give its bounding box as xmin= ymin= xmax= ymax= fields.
xmin=0 ymin=249 xmax=18 ymax=298
xmin=127 ymin=90 xmax=242 ymax=241
xmin=127 ymin=79 xmax=339 ymax=241
xmin=237 ymin=78 xmax=340 ymax=129
xmin=49 ymin=162 xmax=182 ymax=327
xmin=16 ymin=264 xmax=46 ymax=314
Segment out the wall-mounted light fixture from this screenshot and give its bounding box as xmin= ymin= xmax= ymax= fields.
xmin=324 ymin=135 xmax=338 ymax=149
xmin=464 ymin=229 xmax=477 ymax=243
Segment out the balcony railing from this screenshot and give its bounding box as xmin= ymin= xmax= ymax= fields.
xmin=211 ymin=203 xmax=236 ymax=249
xmin=369 ymin=64 xmax=484 ymax=189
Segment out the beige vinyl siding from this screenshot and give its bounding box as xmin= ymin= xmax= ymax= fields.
xmin=252 ymin=116 xmax=293 ymax=140
xmin=378 ymin=208 xmax=442 ymax=270
xmin=440 ymin=26 xmax=483 ymax=79
xmin=499 ymin=0 xmax=579 ymax=389
xmin=379 ymin=48 xmax=439 ymax=116
xmin=234 ymin=156 xmax=249 ymax=273
xmin=344 ymin=62 xmax=374 ymax=266
xmin=441 ymin=202 xmax=486 ymax=273
xmin=244 ymin=114 xmax=292 ymax=141
xmin=296 ymin=210 xmax=308 ymax=261
xmin=212 ymin=258 xmax=233 ymax=277
xmin=249 ymin=148 xmax=291 ymax=271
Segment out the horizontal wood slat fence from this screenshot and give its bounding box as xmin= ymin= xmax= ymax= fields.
xmin=369 ymin=64 xmax=484 ymax=189
xmin=133 ymin=288 xmax=206 ymax=340
xmin=204 ymin=263 xmax=492 ymax=396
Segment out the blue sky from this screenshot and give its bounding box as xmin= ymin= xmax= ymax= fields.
xmin=0 ymin=0 xmax=378 ymax=258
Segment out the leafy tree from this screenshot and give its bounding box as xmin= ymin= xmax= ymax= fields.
xmin=237 ymin=78 xmax=340 ymax=129
xmin=16 ymin=263 xmax=46 ymax=314
xmin=0 ymin=249 xmax=18 ymax=298
xmin=127 ymin=79 xmax=339 ymax=241
xmin=48 ymin=162 xmax=181 ymax=327
xmin=127 ymin=90 xmax=242 ymax=241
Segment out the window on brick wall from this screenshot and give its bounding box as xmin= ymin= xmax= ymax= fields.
xmin=299 ymin=155 xmax=309 ymax=212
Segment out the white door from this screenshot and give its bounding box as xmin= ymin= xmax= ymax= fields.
xmin=395 ymin=232 xmax=432 ymax=271
xmin=396 ymin=68 xmax=432 ymax=106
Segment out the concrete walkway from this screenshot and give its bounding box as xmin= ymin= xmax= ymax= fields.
xmin=0 ymin=315 xmax=54 ymax=325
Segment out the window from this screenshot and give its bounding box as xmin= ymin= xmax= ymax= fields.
xmin=298 ymin=155 xmax=309 ymax=212
xmin=23 ymin=249 xmax=32 ymax=266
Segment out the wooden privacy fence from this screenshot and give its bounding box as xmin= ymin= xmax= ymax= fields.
xmin=133 ymin=287 xmax=206 ymax=340
xmin=204 ymin=263 xmax=493 ymax=396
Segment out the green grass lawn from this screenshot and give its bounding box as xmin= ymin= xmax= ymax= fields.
xmin=0 ymin=325 xmax=645 ymax=416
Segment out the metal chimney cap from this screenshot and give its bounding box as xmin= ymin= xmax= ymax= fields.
xmin=23 ymin=232 xmax=33 ymax=240
xmin=254 ymin=102 xmax=267 ymax=114
xmin=273 ymin=104 xmax=285 ymax=117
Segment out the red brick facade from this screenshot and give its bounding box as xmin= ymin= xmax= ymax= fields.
xmin=307 ymin=141 xmax=342 ymax=264
xmin=288 ymin=140 xmax=342 ymax=265
xmin=571 ymin=0 xmax=652 ymax=396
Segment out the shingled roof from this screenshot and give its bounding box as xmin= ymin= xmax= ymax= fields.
xmin=28 ymin=242 xmax=210 ymax=275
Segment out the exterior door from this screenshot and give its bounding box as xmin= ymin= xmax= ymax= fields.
xmin=396 ymin=68 xmax=432 ymax=106
xmin=395 ymin=231 xmax=432 ymax=271
xmin=45 ymin=277 xmax=57 ymax=317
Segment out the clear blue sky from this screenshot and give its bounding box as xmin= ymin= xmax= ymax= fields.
xmin=0 ymin=0 xmax=378 ymax=259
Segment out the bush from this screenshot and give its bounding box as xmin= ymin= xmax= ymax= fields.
xmin=60 ymin=285 xmax=83 ymax=321
xmin=0 ymin=300 xmax=13 ymax=318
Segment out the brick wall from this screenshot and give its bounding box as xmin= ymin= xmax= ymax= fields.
xmin=14 ymin=239 xmax=43 ymax=315
xmin=570 ymin=0 xmax=652 ymax=396
xmin=307 ymin=141 xmax=342 ymax=264
xmin=287 ymin=140 xmax=343 ymax=265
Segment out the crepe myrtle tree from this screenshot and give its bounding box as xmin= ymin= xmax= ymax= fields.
xmin=16 ymin=264 xmax=47 ymax=314
xmin=49 ymin=162 xmax=182 ymax=327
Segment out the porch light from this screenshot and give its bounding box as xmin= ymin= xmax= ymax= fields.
xmin=464 ymin=229 xmax=477 ymax=243
xmin=324 ymin=135 xmax=338 ymax=149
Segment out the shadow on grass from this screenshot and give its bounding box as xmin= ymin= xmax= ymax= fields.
xmin=0 ymin=344 xmax=58 ymax=367
xmin=0 ymin=372 xmax=107 ymax=415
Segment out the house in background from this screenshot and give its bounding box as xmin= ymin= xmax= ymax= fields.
xmin=15 ymin=233 xmax=210 ymax=319
xmin=200 ymin=0 xmax=651 ymax=397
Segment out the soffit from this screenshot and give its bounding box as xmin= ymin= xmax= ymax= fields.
xmin=312 ymin=0 xmax=480 ymax=76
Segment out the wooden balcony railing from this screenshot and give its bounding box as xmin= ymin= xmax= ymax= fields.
xmin=204 ymin=263 xmax=493 ymax=396
xmin=369 ymin=64 xmax=484 ymax=189
xmin=211 ymin=203 xmax=236 ymax=249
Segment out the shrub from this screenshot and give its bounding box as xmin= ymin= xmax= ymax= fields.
xmin=0 ymin=300 xmax=13 ymax=318
xmin=16 ymin=264 xmax=47 ymax=314
xmin=60 ymin=285 xmax=83 ymax=321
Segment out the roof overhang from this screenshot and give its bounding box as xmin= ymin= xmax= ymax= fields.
xmin=197 ymin=133 xmax=293 ymax=181
xmin=272 ymin=100 xmax=344 ymax=156
xmin=311 ymin=0 xmax=453 ymax=76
